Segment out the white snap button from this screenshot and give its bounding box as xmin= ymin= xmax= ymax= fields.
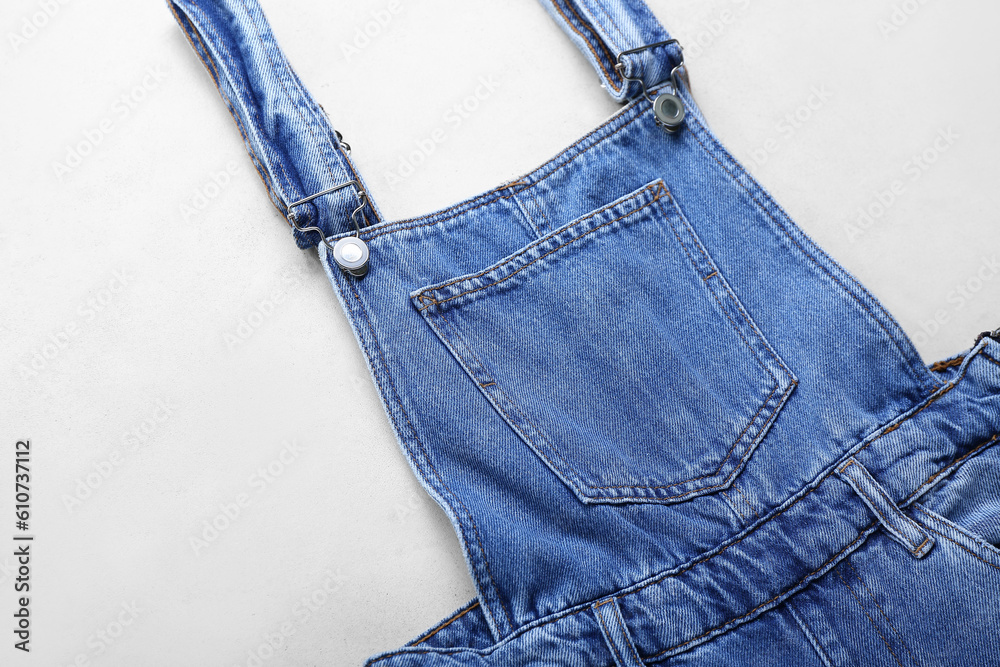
xmin=333 ymin=236 xmax=370 ymax=277
xmin=341 ymin=241 xmax=363 ymax=262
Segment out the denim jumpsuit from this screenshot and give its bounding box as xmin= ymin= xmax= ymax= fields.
xmin=167 ymin=0 xmax=1000 ymax=664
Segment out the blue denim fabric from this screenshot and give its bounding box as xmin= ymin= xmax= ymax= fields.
xmin=168 ymin=0 xmax=1000 ymax=665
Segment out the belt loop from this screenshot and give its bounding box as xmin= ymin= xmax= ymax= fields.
xmin=835 ymin=458 xmax=935 ymax=558
xmin=592 ymin=597 xmax=645 ymax=667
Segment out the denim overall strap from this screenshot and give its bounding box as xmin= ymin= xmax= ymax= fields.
xmin=167 ymin=0 xmax=380 ymax=249
xmin=538 ymin=0 xmax=683 ymax=102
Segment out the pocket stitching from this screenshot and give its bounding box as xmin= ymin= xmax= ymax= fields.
xmin=415 ymin=182 xmax=667 ymax=311
xmin=418 ymin=181 xmax=795 ymax=501
xmin=566 ymin=195 xmax=792 ymax=491
xmin=426 ymin=304 xmax=584 ymax=484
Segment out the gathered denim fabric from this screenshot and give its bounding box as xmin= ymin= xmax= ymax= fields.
xmin=168 ymin=0 xmax=1000 ymax=664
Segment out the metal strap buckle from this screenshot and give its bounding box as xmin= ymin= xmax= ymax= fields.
xmin=287 ymin=180 xmax=371 ymax=278
xmin=975 ymin=326 xmax=1000 ymax=345
xmin=614 ymin=39 xmax=689 ymax=133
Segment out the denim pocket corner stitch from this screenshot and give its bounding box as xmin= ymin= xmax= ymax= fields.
xmin=412 ymin=178 xmax=796 ymax=505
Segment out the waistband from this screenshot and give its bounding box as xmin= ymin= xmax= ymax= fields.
xmin=366 ymin=337 xmax=1000 ymax=664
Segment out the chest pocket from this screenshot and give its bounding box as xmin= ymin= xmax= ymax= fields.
xmin=410 ymin=179 xmax=796 ymax=505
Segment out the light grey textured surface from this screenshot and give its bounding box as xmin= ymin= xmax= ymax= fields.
xmin=2 ymin=1 xmax=998 ymax=665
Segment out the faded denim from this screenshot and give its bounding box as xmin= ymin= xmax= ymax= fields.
xmin=167 ymin=0 xmax=1000 ymax=664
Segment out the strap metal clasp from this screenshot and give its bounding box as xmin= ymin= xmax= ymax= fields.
xmin=287 ymin=179 xmax=371 ymax=278
xmin=614 ymin=39 xmax=689 ymax=133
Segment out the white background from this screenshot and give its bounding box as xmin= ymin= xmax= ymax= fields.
xmin=2 ymin=0 xmax=999 ymax=665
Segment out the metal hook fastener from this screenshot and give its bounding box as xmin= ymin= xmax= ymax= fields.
xmin=335 ymin=129 xmax=351 ymax=155
xmin=615 ymin=39 xmax=689 ymax=133
xmin=287 ymin=181 xmax=371 ymax=278
xmin=974 ymin=326 xmax=1000 ymax=345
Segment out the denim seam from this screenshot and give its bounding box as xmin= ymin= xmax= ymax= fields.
xmin=583 ymin=0 xmax=628 ymax=50
xmin=836 ymin=460 xmax=928 ymax=556
xmin=599 ymin=382 xmax=792 ymax=499
xmin=344 ymin=284 xmax=514 ymax=635
xmin=913 ymin=505 xmax=1000 ymax=567
xmin=596 ymin=596 xmax=646 ymax=667
xmin=928 ymin=355 xmax=964 ymax=372
xmin=417 ymin=186 xmax=665 ymax=308
xmin=409 ymin=600 xmax=481 ymax=647
xmin=835 ymin=567 xmax=905 ymax=667
xmin=682 ymin=110 xmax=937 ymax=396
xmin=643 ymin=526 xmax=878 ymax=661
xmin=180 ymin=4 xmax=297 ymax=200
xmin=847 ymin=560 xmax=919 ymax=666
xmin=981 ymin=352 xmax=1000 ymax=368
xmin=615 ymin=609 xmax=642 ymax=665
xmin=529 ymin=187 xmax=554 ymax=236
xmin=637 ymin=378 xmax=987 ymax=656
xmin=366 ymin=364 xmax=992 ymax=664
xmin=864 ymin=470 xmax=930 ymax=555
xmin=366 ymin=525 xmax=877 ymax=665
xmin=436 ymin=303 xmax=787 ymax=500
xmin=359 ymin=102 xmax=649 ymax=242
xmin=430 ymin=277 xmax=772 ymax=502
xmin=785 ymin=599 xmax=836 ymax=667
xmin=237 ymin=0 xmax=342 ymax=202
xmin=419 ymin=188 xmax=794 ymax=499
xmin=903 ymin=434 xmax=998 ymax=500
xmin=733 ymin=484 xmax=761 ymax=520
xmin=415 ymin=182 xmax=661 ymax=303
xmin=427 ymin=306 xmax=582 ymax=486
xmin=509 ymin=189 xmax=544 ymax=239
xmin=551 ymin=0 xmax=623 ymax=93
xmin=595 ymin=606 xmax=629 ymax=667
xmin=612 ymin=600 xmax=645 ymax=667
xmin=919 ymin=524 xmax=1000 ymax=571
xmin=271 ymin=28 xmax=384 ymax=227
xmin=169 ymin=4 xmax=291 ymax=217
xmin=582 ymin=197 xmax=790 ymax=492
xmin=362 ymin=181 xmax=526 ymax=242
xmin=721 ymin=490 xmax=748 ymax=525
xmin=585 ymin=375 xmax=779 ymax=492
xmin=524 ymin=93 xmax=656 ymax=189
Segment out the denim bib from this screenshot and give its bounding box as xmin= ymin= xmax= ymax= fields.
xmin=167 ymin=1 xmax=1000 ymax=664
